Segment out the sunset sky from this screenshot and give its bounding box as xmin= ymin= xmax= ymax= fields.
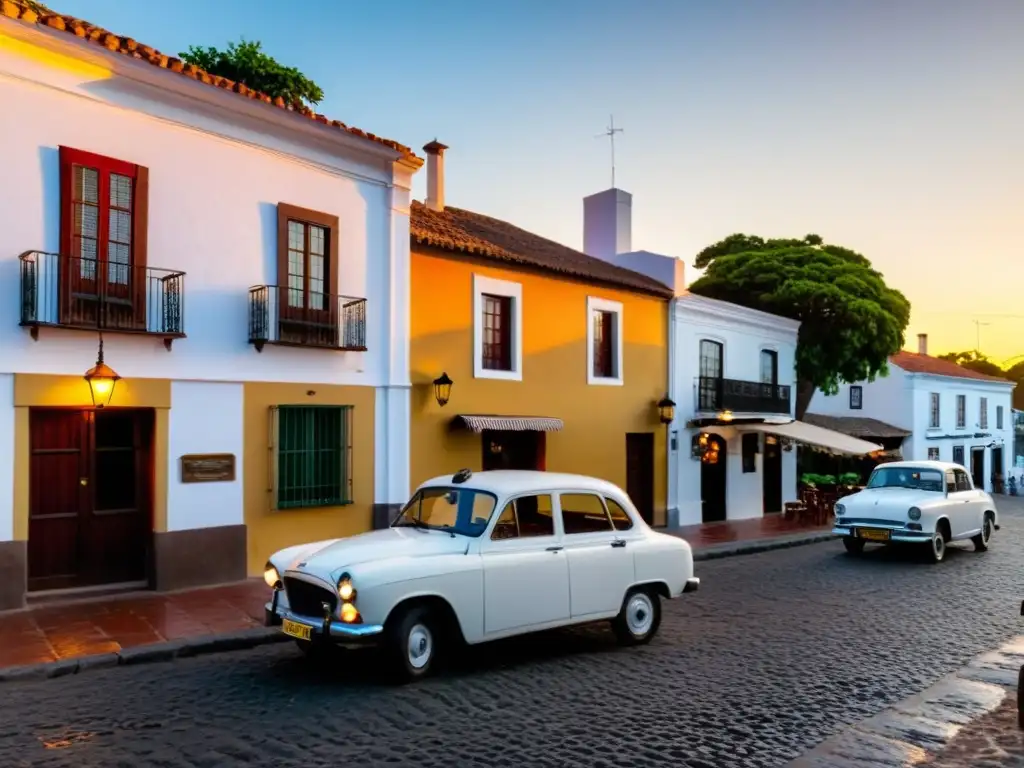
xmin=55 ymin=0 xmax=1024 ymax=365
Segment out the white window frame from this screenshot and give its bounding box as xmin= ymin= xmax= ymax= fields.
xmin=929 ymin=392 xmax=940 ymax=429
xmin=473 ymin=274 xmax=523 ymax=381
xmin=586 ymin=296 xmax=624 ymax=386
xmin=927 ymin=446 xmax=940 ymax=461
xmin=979 ymin=397 xmax=988 ymax=429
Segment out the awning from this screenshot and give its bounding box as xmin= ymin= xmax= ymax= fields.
xmin=738 ymin=420 xmax=882 ymax=455
xmin=454 ymin=415 xmax=564 ymax=433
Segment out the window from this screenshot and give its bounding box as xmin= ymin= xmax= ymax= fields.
xmin=272 ymin=405 xmax=353 ymax=509
xmin=979 ymin=397 xmax=988 ymax=429
xmin=953 ymin=468 xmax=971 ymax=491
xmin=953 ymin=445 xmax=965 ymax=466
xmin=604 ymin=498 xmax=634 ymax=531
xmin=849 ymin=386 xmax=863 ymax=410
xmin=944 ymin=471 xmax=956 ymax=493
xmin=927 ymin=447 xmax=940 ymax=460
xmin=956 ymin=395 xmax=966 ymax=428
xmin=397 ymin=486 xmax=498 ymax=537
xmin=276 ymin=204 xmax=340 ymax=346
xmin=997 ymin=405 xmax=1004 ymax=430
xmin=866 ymin=466 xmax=944 ymax=492
xmin=760 ymin=350 xmax=778 ymax=385
xmin=473 ymin=274 xmax=522 ymax=380
xmin=490 ymin=494 xmax=554 ymax=540
xmin=698 ymin=340 xmax=724 ymax=410
xmin=586 ymin=297 xmax=624 ymax=385
xmin=59 ymin=146 xmax=149 ymax=328
xmin=560 ymin=493 xmax=614 ymax=534
xmin=742 ymin=433 xmax=759 ymax=473
xmin=929 ymin=393 xmax=940 ymax=428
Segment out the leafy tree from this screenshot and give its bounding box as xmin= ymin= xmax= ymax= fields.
xmin=689 ymin=233 xmax=911 ymax=419
xmin=179 ymin=40 xmax=324 ymax=108
xmin=937 ymin=350 xmax=1006 ymax=379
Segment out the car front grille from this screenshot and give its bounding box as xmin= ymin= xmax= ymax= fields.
xmin=283 ymin=577 xmax=338 ymax=618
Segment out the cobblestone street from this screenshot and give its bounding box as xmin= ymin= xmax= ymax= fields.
xmin=3 ymin=503 xmax=1024 ymax=768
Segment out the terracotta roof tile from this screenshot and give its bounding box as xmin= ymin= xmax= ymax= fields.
xmin=0 ymin=0 xmax=418 ymax=161
xmin=889 ymin=350 xmax=1013 ymax=383
xmin=410 ymin=202 xmax=674 ymax=298
xmin=802 ymin=413 xmax=911 ymax=439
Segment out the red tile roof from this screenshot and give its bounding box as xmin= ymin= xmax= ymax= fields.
xmin=1 ymin=0 xmax=418 ymax=161
xmin=890 ymin=350 xmax=1013 ymax=383
xmin=409 ymin=201 xmax=674 ymax=298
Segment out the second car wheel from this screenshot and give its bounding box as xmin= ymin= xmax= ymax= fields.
xmin=611 ymin=586 xmax=662 ymax=646
xmin=926 ymin=530 xmax=946 ymax=563
xmin=383 ymin=604 xmax=438 ymax=684
xmin=972 ymin=515 xmax=994 ymax=552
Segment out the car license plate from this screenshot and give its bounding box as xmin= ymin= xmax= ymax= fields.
xmin=858 ymin=528 xmax=891 ymax=542
xmin=282 ymin=619 xmax=313 ymax=641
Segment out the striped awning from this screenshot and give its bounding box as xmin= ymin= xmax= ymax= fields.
xmin=454 ymin=415 xmax=564 ymax=433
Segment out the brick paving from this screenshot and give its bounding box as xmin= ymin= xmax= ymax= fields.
xmin=917 ymin=695 xmax=1024 ymax=768
xmin=0 ymin=515 xmax=827 ymax=671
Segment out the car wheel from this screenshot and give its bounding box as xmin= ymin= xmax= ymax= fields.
xmin=972 ymin=515 xmax=994 ymax=552
xmin=611 ymin=587 xmax=662 ymax=646
xmin=384 ymin=604 xmax=437 ymax=684
xmin=842 ymin=537 xmax=865 ymax=555
xmin=926 ymin=531 xmax=946 ymax=563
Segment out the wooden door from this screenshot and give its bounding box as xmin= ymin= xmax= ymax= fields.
xmin=28 ymin=409 xmax=151 ymax=592
xmin=970 ymin=448 xmax=985 ymax=491
xmin=762 ymin=436 xmax=783 ymax=513
xmin=625 ymin=432 xmax=655 ymax=525
xmin=280 ymin=216 xmax=337 ymax=346
xmin=481 ymin=431 xmax=543 ymax=471
xmin=701 ymin=435 xmax=728 ymax=522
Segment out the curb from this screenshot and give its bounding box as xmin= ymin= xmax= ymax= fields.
xmin=785 ymin=635 xmax=1024 ymax=767
xmin=693 ymin=532 xmax=839 ymax=561
xmin=0 ymin=625 xmax=291 ymax=684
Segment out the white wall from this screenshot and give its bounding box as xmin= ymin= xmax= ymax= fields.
xmin=809 ymin=367 xmax=912 ymax=430
xmin=583 ymin=188 xmax=632 ymax=261
xmin=0 ymin=373 xmax=13 ymax=542
xmin=166 ymin=382 xmax=244 ymax=531
xmin=0 ymin=27 xmax=409 ymax=388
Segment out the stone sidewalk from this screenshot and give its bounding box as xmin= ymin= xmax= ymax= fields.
xmin=787 ymin=635 xmax=1024 ymax=768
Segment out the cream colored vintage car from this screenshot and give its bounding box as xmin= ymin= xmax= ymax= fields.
xmin=263 ymin=469 xmax=699 ymax=682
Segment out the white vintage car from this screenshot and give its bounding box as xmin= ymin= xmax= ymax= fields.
xmin=263 ymin=469 xmax=699 ymax=682
xmin=832 ymin=460 xmax=999 ymax=563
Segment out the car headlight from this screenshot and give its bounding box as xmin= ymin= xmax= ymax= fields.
xmin=263 ymin=563 xmax=281 ymax=589
xmin=337 ymin=573 xmax=356 ymax=602
xmin=908 ymin=506 xmax=921 ymax=521
xmin=834 ymin=503 xmax=845 ymax=516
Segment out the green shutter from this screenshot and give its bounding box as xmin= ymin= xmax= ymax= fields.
xmin=275 ymin=405 xmax=353 ymax=509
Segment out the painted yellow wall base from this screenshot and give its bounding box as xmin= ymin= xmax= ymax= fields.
xmin=243 ymin=382 xmax=376 ymax=576
xmin=11 ymin=374 xmax=170 ymax=541
xmin=410 ymin=251 xmax=670 ymax=525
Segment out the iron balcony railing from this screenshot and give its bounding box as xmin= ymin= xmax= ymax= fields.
xmin=19 ymin=251 xmax=185 ymax=345
xmin=248 ymin=285 xmax=367 ymax=352
xmin=696 ymin=376 xmax=792 ymax=415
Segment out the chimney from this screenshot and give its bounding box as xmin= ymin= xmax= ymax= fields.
xmin=583 ymin=188 xmax=632 ymax=261
xmin=917 ymin=333 xmax=928 ymax=355
xmin=423 ymin=140 xmax=448 ymax=211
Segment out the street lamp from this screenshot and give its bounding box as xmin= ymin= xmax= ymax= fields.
xmin=657 ymin=396 xmax=676 ymax=425
xmin=432 ymin=372 xmax=453 ymax=407
xmin=84 ymin=334 xmax=121 ymax=408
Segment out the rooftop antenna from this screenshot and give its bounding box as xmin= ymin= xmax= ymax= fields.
xmin=595 ymin=114 xmax=624 ymax=189
xmin=973 ymin=318 xmax=991 ymax=353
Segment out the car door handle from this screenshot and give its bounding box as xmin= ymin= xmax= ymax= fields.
xmin=546 ymin=546 xmax=564 ymax=552
xmin=611 ymin=539 xmax=627 ymax=548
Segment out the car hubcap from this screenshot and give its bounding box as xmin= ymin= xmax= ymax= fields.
xmin=407 ymin=623 xmax=432 ymax=669
xmin=934 ymin=536 xmax=944 ymax=558
xmin=626 ymin=593 xmax=654 ymax=636
xmin=984 ymin=520 xmax=991 ymax=542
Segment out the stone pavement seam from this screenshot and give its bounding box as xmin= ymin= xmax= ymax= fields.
xmin=785 ymin=634 xmax=1024 ymax=768
xmin=692 ymin=531 xmax=838 ymax=561
xmin=0 ymin=626 xmax=291 ymax=685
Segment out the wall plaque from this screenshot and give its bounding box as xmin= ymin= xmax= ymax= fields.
xmin=181 ymin=453 xmax=236 ymax=483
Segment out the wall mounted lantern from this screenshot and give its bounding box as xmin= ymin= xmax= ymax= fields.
xmin=657 ymin=396 xmax=676 ymax=425
xmin=432 ymin=372 xmax=453 ymax=407
xmin=84 ymin=334 xmax=121 ymax=409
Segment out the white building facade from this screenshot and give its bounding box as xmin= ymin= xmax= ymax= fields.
xmin=809 ymin=336 xmax=1016 ymax=492
xmin=0 ymin=8 xmax=420 ymax=609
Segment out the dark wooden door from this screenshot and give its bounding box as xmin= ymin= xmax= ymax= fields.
xmin=701 ymin=435 xmax=728 ymax=522
xmin=991 ymin=447 xmax=1004 ymax=489
xmin=482 ymin=430 xmax=544 ymax=471
xmin=971 ymin=448 xmax=985 ymax=491
xmin=28 ymin=408 xmax=152 ymax=592
xmin=762 ymin=436 xmax=783 ymax=513
xmin=626 ymin=432 xmax=655 ymax=525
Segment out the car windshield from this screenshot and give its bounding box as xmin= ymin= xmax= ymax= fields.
xmin=393 ymin=486 xmax=498 ymax=537
xmin=866 ymin=466 xmax=944 ymax=492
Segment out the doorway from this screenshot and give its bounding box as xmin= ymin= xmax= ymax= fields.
xmin=991 ymin=446 xmax=1003 ymax=491
xmin=970 ymin=447 xmax=985 ymax=491
xmin=482 ymin=430 xmax=545 ymax=471
xmin=28 ymin=408 xmax=154 ymax=593
xmin=762 ymin=435 xmax=783 ymax=514
xmin=700 ymin=434 xmax=728 ymax=523
xmin=625 ymin=432 xmax=655 ymax=525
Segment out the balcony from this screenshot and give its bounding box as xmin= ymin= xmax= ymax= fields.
xmin=19 ymin=251 xmax=185 ymax=349
xmin=248 ymin=285 xmax=367 ymax=352
xmin=696 ymin=376 xmax=791 ymax=416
